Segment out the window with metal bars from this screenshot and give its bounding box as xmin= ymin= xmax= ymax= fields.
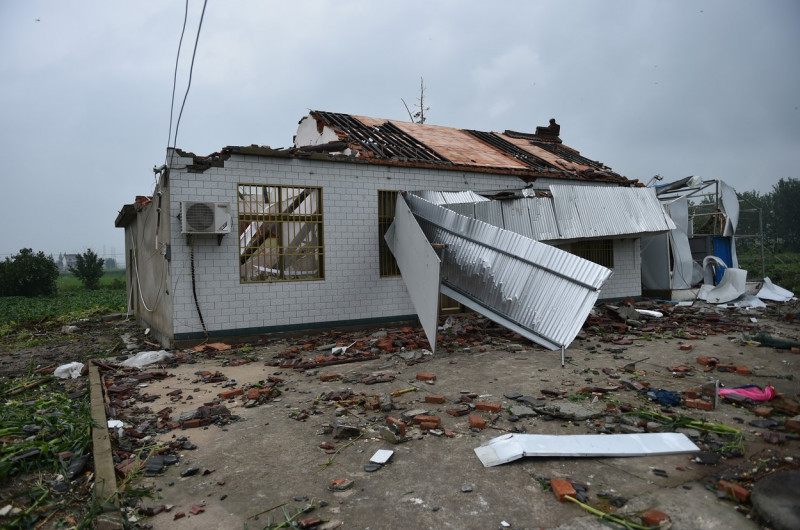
xmin=238 ymin=184 xmax=324 ymax=282
xmin=378 ymin=190 xmax=400 ymax=277
xmin=570 ymin=239 xmax=614 ymax=268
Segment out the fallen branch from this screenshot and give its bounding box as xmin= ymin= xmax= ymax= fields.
xmin=4 ymin=376 xmax=54 ymax=397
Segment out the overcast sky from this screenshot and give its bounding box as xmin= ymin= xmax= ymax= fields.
xmin=1 ymin=0 xmax=798 ymax=261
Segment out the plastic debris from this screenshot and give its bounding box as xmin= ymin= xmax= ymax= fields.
xmin=54 ymin=362 xmax=85 ymax=379
xmin=718 ymin=385 xmax=776 ymax=402
xmin=121 ymin=350 xmax=173 ymax=368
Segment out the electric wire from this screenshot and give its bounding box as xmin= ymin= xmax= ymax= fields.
xmin=189 ymin=235 xmax=209 ymax=340
xmin=171 ymin=0 xmax=208 ymax=157
xmin=163 ymin=0 xmax=190 ymax=171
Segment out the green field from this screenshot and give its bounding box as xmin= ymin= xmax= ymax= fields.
xmin=0 ymin=270 xmax=127 ymax=328
xmin=738 ymin=250 xmax=800 ymax=294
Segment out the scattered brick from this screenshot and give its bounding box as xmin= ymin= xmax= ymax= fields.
xmin=785 ymin=417 xmax=800 ymax=434
xmin=679 ymin=344 xmax=693 ymax=351
xmin=446 ymin=406 xmax=470 ymax=417
xmin=425 ymin=394 xmax=446 ymax=404
xmin=753 ymin=407 xmax=773 ymax=417
xmin=319 ymin=373 xmax=341 ymax=382
xmin=412 ymin=415 xmax=441 ymax=427
xmin=736 ymin=366 xmax=751 ymax=376
xmin=715 ymin=364 xmax=737 ymax=373
xmin=717 ymin=480 xmax=750 ymax=503
xmin=385 ymin=417 xmax=406 ymax=437
xmin=189 ymin=504 xmax=205 ymax=515
xmin=444 ymin=429 xmax=455 ymax=438
xmin=219 ymin=389 xmax=244 ymax=400
xmin=247 ymin=388 xmax=260 ymax=400
xmin=641 ymin=509 xmax=670 ymax=526
xmin=419 ymin=421 xmax=439 ymax=430
xmin=696 ymin=357 xmax=718 ymax=366
xmin=684 ymin=398 xmax=713 ymax=411
xmin=475 ymin=401 xmax=502 ymax=413
xmin=174 ymin=512 xmax=186 ymax=520
xmin=416 ymin=373 xmax=437 ymax=382
xmin=468 ymin=415 xmax=486 ymax=430
xmin=550 ymin=478 xmax=576 ymax=502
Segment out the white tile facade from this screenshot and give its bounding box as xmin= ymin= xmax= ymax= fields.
xmin=166 ymin=153 xmax=527 ymax=339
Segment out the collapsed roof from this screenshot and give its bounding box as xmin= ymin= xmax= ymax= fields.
xmin=294 ymin=111 xmax=634 ymax=185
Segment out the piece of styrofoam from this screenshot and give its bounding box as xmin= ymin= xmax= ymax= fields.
xmin=370 ymin=449 xmax=394 ymax=464
xmin=474 ymin=433 xmax=700 ymax=467
xmin=757 ymin=277 xmax=794 ymax=302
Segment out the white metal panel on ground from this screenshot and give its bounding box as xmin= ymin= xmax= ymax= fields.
xmin=384 ymin=195 xmax=441 ymax=353
xmin=474 ymin=433 xmax=700 ymax=467
xmin=404 ymin=194 xmax=611 ymax=350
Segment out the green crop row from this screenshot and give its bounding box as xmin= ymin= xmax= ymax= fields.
xmin=0 ymin=289 xmax=126 ymax=328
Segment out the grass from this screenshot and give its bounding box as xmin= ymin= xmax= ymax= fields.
xmin=738 ymin=250 xmax=800 ymax=293
xmin=57 ymin=269 xmax=126 ymax=291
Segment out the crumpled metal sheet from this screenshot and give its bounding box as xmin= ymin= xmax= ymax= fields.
xmin=402 ymin=193 xmax=611 ymax=350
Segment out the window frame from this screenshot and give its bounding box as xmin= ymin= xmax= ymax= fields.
xmin=570 ymin=239 xmax=614 ymax=268
xmin=378 ymin=189 xmax=401 ymax=277
xmin=237 ymin=183 xmax=325 ymax=283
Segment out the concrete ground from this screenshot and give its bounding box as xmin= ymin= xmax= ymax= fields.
xmin=114 ymin=301 xmax=799 ymax=530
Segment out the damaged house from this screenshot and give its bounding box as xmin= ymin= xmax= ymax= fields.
xmin=115 ymin=111 xmax=672 ymax=350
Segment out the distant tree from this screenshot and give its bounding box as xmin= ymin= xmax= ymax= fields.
xmin=0 ymin=248 xmax=59 ymax=296
xmin=69 ymin=249 xmax=105 ymax=290
xmin=57 ymin=252 xmax=65 ymax=270
xmin=104 ymin=257 xmax=118 ymax=269
xmin=770 ymin=177 xmax=800 ymax=251
xmin=736 ymin=190 xmax=775 ymax=249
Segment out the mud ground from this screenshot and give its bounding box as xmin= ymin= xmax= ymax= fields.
xmin=99 ymin=300 xmax=800 ymax=530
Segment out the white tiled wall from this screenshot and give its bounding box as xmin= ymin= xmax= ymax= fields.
xmin=167 ymin=153 xmax=527 ymax=338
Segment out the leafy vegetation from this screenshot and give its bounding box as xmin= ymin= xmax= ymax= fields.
xmin=0 ymin=248 xmax=60 ymax=297
xmin=0 ymin=377 xmax=94 ymax=528
xmin=68 ymin=249 xmax=105 ymax=290
xmin=0 ymin=289 xmax=126 ymax=330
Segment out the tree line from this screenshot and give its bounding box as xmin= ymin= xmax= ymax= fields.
xmin=0 ymin=249 xmax=105 ymax=296
xmin=736 ymin=177 xmax=800 ymax=252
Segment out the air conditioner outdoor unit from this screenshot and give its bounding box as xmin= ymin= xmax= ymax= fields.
xmin=181 ymin=201 xmax=231 ymax=234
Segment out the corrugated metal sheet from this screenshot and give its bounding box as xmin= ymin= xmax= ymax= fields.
xmin=442 ymin=186 xmax=670 ymax=242
xmin=411 ymin=190 xmax=489 ymax=205
xmin=404 ymin=194 xmax=611 ymax=350
xmin=501 ymin=200 xmax=534 ymax=239
xmin=550 ymin=185 xmax=675 ymax=240
xmin=528 ymin=197 xmax=561 ymax=241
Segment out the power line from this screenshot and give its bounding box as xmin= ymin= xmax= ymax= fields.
xmin=164 ymin=0 xmax=191 ymax=169
xmin=170 ymin=0 xmax=209 ymax=159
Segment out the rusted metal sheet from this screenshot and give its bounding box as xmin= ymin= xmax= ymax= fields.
xmin=402 ymin=193 xmax=611 ymax=351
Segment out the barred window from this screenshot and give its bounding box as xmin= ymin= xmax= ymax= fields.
xmin=571 ymin=239 xmax=614 ymax=268
xmin=378 ymin=190 xmax=400 ymax=277
xmin=238 ymin=184 xmax=324 ymax=282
